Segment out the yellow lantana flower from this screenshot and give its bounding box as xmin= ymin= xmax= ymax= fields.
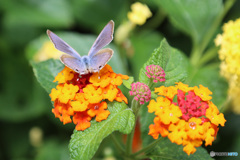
xmin=215 ymin=18 xmax=240 ymax=114
xmin=128 ymin=2 xmax=152 ymax=25
xmin=34 ymin=41 xmax=63 ymax=62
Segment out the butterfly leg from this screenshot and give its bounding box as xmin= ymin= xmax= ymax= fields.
xmin=98 ymin=70 xmax=100 ymax=79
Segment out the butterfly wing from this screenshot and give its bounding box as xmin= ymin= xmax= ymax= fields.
xmin=60 ymin=54 xmax=88 ymax=74
xmin=47 ymin=30 xmax=81 ymax=58
xmin=88 ymin=20 xmax=114 ymax=58
xmin=89 ymin=48 xmax=113 ymax=72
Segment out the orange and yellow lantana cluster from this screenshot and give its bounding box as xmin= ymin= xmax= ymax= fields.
xmin=148 ymin=82 xmax=226 ymax=155
xmin=49 ymin=64 xmax=129 ymax=131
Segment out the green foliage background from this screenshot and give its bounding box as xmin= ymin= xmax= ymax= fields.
xmin=0 ymin=0 xmax=240 ymax=159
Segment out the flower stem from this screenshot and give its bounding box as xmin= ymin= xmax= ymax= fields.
xmin=125 ymin=125 xmax=135 ymax=156
xmin=223 ymin=0 xmax=236 ymax=15
xmin=144 ymin=8 xmax=167 ymax=29
xmin=131 ymin=98 xmax=141 ymax=116
xmin=199 ymin=0 xmax=235 ymax=54
xmin=148 ymin=79 xmax=155 ymax=91
xmin=190 ymin=0 xmax=235 ymax=67
xmin=110 ymin=133 xmax=125 ymax=154
xmin=190 ymin=43 xmax=201 ymax=66
xmin=135 ymin=155 xmax=150 ymax=160
xmin=131 ymin=137 xmax=163 ymax=157
xmin=197 ymin=46 xmax=219 ymax=67
xmin=126 ymin=99 xmax=140 ymax=155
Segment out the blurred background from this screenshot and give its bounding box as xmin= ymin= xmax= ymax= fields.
xmin=0 ymin=0 xmax=240 ymax=159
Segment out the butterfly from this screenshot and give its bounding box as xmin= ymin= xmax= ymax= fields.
xmin=47 ymin=20 xmax=114 ymax=75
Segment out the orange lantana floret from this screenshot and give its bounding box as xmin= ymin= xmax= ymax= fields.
xmin=155 ymin=86 xmax=177 ymax=99
xmin=87 ymin=102 xmax=110 ymax=122
xmin=149 ymin=116 xmax=169 ymax=139
xmin=194 ymin=85 xmax=212 ymax=101
xmin=148 ymin=82 xmax=226 ymax=155
xmin=102 ymin=85 xmax=119 ymax=102
xmin=73 ymin=111 xmax=92 ymax=131
xmin=83 ymin=84 xmax=103 ymax=103
xmin=49 ymin=64 xmax=129 ymax=131
xmin=158 ymin=104 xmax=182 ymax=125
xmin=52 ymin=101 xmax=74 ymax=124
xmin=54 ymin=67 xmax=74 ymax=83
xmin=168 ymin=120 xmax=187 ymax=145
xmin=115 ymin=88 xmax=128 ymax=104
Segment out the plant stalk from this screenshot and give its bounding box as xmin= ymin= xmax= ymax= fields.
xmin=110 ymin=133 xmax=125 ymax=154
xmin=131 ymin=137 xmax=163 ymax=157
xmin=190 ymin=0 xmax=236 ymax=67
xmin=126 ymin=99 xmax=140 ymax=155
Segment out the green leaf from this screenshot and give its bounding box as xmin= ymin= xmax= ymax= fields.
xmin=0 ymin=61 xmax=49 ymax=122
xmin=123 ymin=76 xmax=134 ymax=89
xmin=130 ymin=30 xmax=163 ymax=79
xmin=155 ymin=0 xmax=223 ymax=44
xmin=139 ymin=39 xmax=189 ymax=88
xmin=139 ymin=105 xmax=156 ymax=147
xmin=31 ymin=59 xmax=64 ymax=94
xmin=151 ymin=91 xmax=158 ymax=99
xmin=1 ymin=0 xmax=73 ymax=28
xmin=72 ymin=0 xmax=128 ymax=32
xmin=189 ymin=65 xmax=228 ymax=110
xmin=1 ymin=122 xmax=32 ymax=158
xmin=69 ymin=102 xmax=135 ymax=160
xmin=36 ymin=139 xmax=69 ymax=160
xmin=149 ymin=138 xmax=213 ymax=160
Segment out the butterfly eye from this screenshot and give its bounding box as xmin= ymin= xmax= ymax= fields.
xmin=75 ymin=69 xmax=79 ymax=72
xmin=99 ymin=65 xmax=102 ymax=69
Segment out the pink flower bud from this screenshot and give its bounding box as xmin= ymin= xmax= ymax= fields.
xmin=129 ymin=82 xmax=151 ymax=105
xmin=145 ymin=65 xmax=165 ymax=83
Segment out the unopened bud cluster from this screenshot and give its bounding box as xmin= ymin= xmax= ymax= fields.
xmin=129 ymin=82 xmax=151 ymax=105
xmin=145 ymin=65 xmax=165 ymax=83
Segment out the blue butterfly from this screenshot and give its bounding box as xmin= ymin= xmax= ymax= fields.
xmin=47 ymin=20 xmax=114 ymax=75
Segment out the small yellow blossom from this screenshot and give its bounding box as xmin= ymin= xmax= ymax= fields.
xmin=155 ymin=86 xmax=178 ymax=99
xmin=34 ymin=41 xmax=63 ymax=62
xmin=128 ymin=2 xmax=152 ymax=25
xmin=194 ymin=85 xmax=212 ymax=101
xmin=176 ymin=82 xmax=193 ymax=93
xmin=115 ymin=21 xmax=135 ymax=45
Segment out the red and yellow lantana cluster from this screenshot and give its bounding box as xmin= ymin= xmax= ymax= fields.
xmin=49 ymin=64 xmax=129 ymax=131
xmin=148 ymin=82 xmax=226 ymax=155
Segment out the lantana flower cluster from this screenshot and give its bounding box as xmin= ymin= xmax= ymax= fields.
xmin=215 ymin=18 xmax=240 ymax=114
xmin=49 ymin=64 xmax=129 ymax=131
xmin=129 ymin=82 xmax=151 ymax=105
xmin=148 ymin=82 xmax=226 ymax=155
